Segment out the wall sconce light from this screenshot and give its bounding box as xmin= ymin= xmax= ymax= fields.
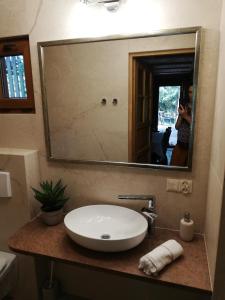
xmin=80 ymin=0 xmax=121 ymax=12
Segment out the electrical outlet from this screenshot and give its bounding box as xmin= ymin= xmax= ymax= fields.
xmin=179 ymin=180 xmax=192 ymax=194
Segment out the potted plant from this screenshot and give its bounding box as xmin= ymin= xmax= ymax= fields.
xmin=32 ymin=179 xmax=69 ymax=225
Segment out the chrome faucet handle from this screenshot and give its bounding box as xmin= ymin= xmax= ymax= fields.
xmin=118 ymin=194 xmax=155 ymax=200
xmin=141 ymin=210 xmax=158 ymax=235
xmin=118 ymin=194 xmax=156 ymax=213
xmin=147 ymin=196 xmax=156 ymax=211
xmin=118 ymin=195 xmax=156 ymax=203
xmin=118 ymin=194 xmax=157 ymax=234
xmin=142 ymin=210 xmax=158 ymax=222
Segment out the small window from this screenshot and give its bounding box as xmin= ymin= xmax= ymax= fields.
xmin=0 ymin=35 xmax=35 ymax=113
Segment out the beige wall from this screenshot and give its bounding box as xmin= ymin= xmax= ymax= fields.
xmin=205 ymin=0 xmax=225 ymax=287
xmin=0 ymin=0 xmax=222 ymax=233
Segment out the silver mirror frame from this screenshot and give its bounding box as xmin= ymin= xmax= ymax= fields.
xmin=38 ymin=26 xmax=201 ymax=171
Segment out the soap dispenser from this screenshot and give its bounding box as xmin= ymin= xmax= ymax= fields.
xmin=179 ymin=212 xmax=194 ymax=242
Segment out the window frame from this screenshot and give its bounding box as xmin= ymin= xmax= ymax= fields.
xmin=0 ymin=35 xmax=35 ymax=113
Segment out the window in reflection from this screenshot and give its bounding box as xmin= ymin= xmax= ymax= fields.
xmin=158 ymin=85 xmax=180 ymax=164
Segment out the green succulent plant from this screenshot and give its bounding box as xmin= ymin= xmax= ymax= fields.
xmin=32 ymin=179 xmax=69 ymax=212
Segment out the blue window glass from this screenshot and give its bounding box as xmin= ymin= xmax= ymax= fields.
xmin=4 ymin=55 xmax=27 ymax=99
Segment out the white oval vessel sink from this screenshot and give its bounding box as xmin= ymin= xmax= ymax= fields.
xmin=64 ymin=205 xmax=148 ymax=252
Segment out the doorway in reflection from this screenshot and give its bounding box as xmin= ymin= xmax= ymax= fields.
xmin=129 ymin=50 xmax=194 ymax=165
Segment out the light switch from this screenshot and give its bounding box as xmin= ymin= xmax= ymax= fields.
xmin=166 ymin=179 xmax=180 ymax=192
xmin=0 ymin=171 xmax=12 ymax=197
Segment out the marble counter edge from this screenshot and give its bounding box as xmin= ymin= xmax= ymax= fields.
xmin=8 ymin=217 xmax=212 ymax=295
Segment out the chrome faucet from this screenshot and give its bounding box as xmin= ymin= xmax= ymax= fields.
xmin=117 ymin=195 xmax=157 ymax=235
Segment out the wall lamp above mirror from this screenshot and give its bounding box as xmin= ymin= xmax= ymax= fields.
xmin=38 ymin=27 xmax=201 ymax=171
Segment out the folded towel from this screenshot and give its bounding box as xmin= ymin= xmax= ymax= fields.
xmin=138 ymin=239 xmax=184 ymax=276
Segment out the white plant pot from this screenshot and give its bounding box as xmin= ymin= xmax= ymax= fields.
xmin=41 ymin=208 xmax=64 ymax=226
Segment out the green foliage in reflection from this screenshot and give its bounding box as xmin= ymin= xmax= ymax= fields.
xmin=159 ymin=86 xmax=180 ymax=114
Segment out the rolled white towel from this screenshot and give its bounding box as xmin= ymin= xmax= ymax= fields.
xmin=138 ymin=239 xmax=184 ymax=276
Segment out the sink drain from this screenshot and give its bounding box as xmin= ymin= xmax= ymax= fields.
xmin=101 ymin=234 xmax=111 ymax=240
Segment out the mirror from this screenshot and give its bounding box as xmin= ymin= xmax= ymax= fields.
xmin=38 ymin=27 xmax=201 ymax=170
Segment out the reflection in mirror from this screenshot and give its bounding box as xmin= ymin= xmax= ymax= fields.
xmin=38 ymin=28 xmax=201 ymax=170
xmin=129 ymin=50 xmax=194 ymax=166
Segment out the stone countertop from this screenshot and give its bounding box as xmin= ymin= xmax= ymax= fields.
xmin=8 ymin=217 xmax=211 ymax=294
